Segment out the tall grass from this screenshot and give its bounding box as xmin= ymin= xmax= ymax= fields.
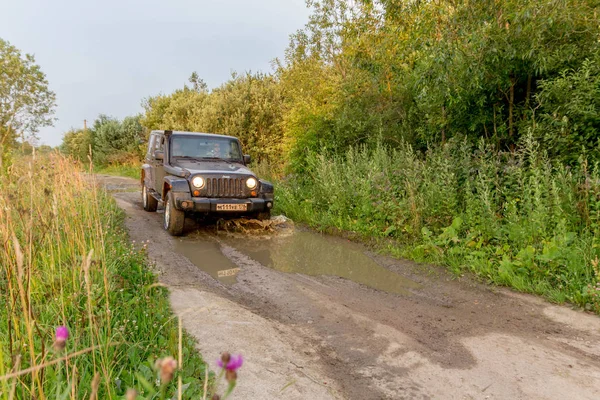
xmin=0 ymin=153 xmax=207 ymax=398
xmin=275 ymin=135 xmax=600 ymax=312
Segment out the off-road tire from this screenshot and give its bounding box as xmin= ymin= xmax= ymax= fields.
xmin=164 ymin=191 xmax=185 ymax=236
xmin=142 ymin=184 xmax=158 ymax=212
xmin=254 ymin=211 xmax=271 ymax=221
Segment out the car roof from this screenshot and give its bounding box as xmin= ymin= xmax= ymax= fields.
xmin=150 ymin=130 xmax=238 ymax=141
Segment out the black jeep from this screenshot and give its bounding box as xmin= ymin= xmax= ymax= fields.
xmin=141 ymin=130 xmax=274 ymax=235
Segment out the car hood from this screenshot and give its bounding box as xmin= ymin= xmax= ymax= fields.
xmin=174 ymin=160 xmax=254 ymax=176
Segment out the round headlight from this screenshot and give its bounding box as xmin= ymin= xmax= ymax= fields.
xmin=192 ymin=176 xmax=205 ymax=188
xmin=246 ymin=177 xmax=258 ymax=189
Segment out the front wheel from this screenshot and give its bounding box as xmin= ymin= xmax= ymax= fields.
xmin=164 ymin=192 xmax=185 ymax=236
xmin=142 ymin=184 xmax=158 ymax=212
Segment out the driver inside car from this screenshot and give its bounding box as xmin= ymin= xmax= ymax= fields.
xmin=209 ymin=142 xmax=222 ymax=157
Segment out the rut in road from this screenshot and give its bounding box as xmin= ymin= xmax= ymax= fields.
xmin=99 ymin=174 xmax=600 ymax=400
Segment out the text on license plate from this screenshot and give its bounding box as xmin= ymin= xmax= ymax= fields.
xmin=216 ymin=203 xmax=247 ymax=211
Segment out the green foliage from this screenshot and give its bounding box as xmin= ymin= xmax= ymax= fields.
xmin=61 ymin=128 xmax=94 ymax=162
xmin=93 ymin=114 xmax=145 ymax=165
xmin=535 ymin=50 xmax=600 ymax=163
xmin=142 ymin=71 xmax=284 ymax=166
xmin=61 ymin=115 xmax=145 ymax=167
xmin=0 ymin=38 xmax=56 ymax=171
xmin=274 ymin=137 xmax=600 ymax=312
xmin=277 ymin=0 xmax=600 ymax=170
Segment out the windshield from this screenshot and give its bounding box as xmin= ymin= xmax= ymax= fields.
xmin=170 ymin=135 xmax=242 ymax=162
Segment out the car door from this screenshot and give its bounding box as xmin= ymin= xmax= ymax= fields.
xmin=145 ymin=134 xmax=157 ymax=190
xmin=153 ymin=134 xmax=167 ymax=198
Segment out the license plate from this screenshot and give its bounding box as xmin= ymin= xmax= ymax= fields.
xmin=216 ymin=203 xmax=247 ymax=211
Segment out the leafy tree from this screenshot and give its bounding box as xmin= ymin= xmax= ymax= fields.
xmin=535 ymin=51 xmax=600 ymax=163
xmin=0 ymin=38 xmax=56 ymax=168
xmin=93 ymin=114 xmax=145 ymax=165
xmin=142 ymin=72 xmax=284 ymax=164
xmin=61 ymin=114 xmax=145 ymax=166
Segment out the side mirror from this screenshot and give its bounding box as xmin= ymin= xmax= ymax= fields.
xmin=154 ymin=150 xmax=164 ymax=161
xmin=243 ymin=154 xmax=251 ymax=165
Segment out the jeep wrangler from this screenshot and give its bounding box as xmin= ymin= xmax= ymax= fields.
xmin=141 ymin=130 xmax=274 ymax=236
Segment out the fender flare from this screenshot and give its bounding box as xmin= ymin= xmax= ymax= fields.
xmin=259 ymin=179 xmax=274 ymax=194
xmin=163 ymin=175 xmax=190 ymax=200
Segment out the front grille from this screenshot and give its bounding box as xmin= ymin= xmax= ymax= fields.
xmin=205 ymin=177 xmax=245 ymax=198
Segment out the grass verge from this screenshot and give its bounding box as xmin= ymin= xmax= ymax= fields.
xmin=0 ymin=154 xmax=207 ymax=399
xmin=97 ymin=163 xmax=139 ymax=180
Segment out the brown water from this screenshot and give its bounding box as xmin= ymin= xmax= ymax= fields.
xmin=174 ymin=237 xmax=241 ymax=285
xmin=227 ymin=230 xmax=421 ymax=295
xmin=176 ymin=228 xmax=420 ymax=294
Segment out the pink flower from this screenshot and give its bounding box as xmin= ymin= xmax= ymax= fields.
xmin=56 ymin=326 xmax=69 ymax=342
xmin=53 ymin=326 xmax=69 ymax=351
xmin=217 ymin=353 xmax=243 ymax=372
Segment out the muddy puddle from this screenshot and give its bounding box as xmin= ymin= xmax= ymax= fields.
xmin=224 ymin=230 xmax=421 ymax=295
xmin=178 ymin=223 xmax=421 ymax=295
xmin=174 ymin=237 xmax=241 ymax=285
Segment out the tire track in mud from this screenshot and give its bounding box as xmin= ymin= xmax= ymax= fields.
xmin=98 ymin=174 xmax=600 ymax=400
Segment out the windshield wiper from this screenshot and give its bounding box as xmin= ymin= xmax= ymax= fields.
xmin=173 ymin=156 xmax=202 ymax=161
xmin=200 ymin=157 xmax=238 ymax=164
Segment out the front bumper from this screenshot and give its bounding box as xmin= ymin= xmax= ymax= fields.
xmin=173 ymin=193 xmax=273 ymax=213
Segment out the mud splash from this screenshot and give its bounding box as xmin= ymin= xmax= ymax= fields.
xmin=224 ymin=230 xmax=421 ymax=295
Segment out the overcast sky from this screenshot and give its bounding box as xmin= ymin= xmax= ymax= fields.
xmin=0 ymin=0 xmax=310 ymax=146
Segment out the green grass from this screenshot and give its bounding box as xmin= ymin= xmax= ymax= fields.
xmin=97 ymin=163 xmax=140 ymax=179
xmin=0 ymin=155 xmax=208 ymax=399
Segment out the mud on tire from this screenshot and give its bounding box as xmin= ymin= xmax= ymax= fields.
xmin=142 ymin=184 xmax=158 ymax=212
xmin=164 ymin=191 xmax=185 ymax=236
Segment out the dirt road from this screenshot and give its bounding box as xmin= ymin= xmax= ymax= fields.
xmin=99 ymin=174 xmax=600 ymax=399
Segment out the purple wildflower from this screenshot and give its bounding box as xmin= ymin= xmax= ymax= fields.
xmin=56 ymin=326 xmax=69 ymax=341
xmin=217 ymin=354 xmax=243 ymax=372
xmin=53 ymin=326 xmax=69 ymax=351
